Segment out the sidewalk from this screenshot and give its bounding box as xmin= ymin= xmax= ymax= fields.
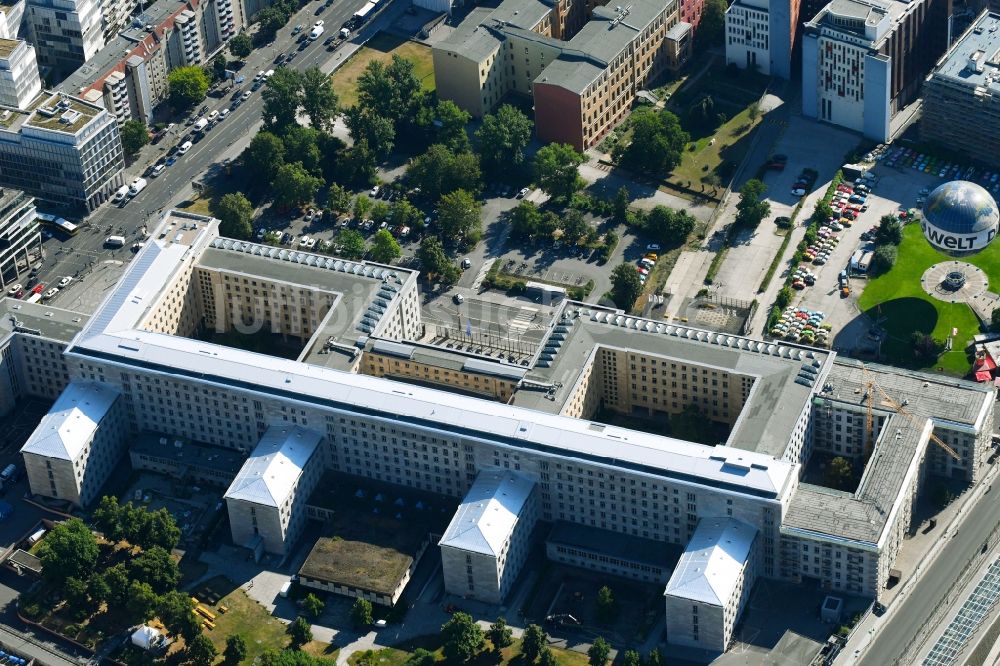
xmin=0 ymin=623 xmax=86 ymax=666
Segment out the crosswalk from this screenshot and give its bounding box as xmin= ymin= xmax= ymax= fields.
xmin=509 ymin=307 xmax=537 ymax=335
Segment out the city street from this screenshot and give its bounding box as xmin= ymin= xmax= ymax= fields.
xmin=37 ymin=0 xmax=387 ymax=294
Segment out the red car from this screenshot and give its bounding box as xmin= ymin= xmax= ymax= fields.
xmin=31 ymin=283 xmax=43 ymax=294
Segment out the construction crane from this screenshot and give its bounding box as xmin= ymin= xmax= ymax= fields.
xmin=860 ymin=365 xmax=960 ymax=461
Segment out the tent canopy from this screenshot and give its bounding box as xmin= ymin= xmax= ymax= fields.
xmin=131 ymin=625 xmax=161 ymax=650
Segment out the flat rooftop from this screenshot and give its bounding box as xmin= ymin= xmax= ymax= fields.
xmin=514 ymin=302 xmax=833 ymax=458
xmin=24 ymin=92 xmax=101 ymax=134
xmin=0 ymin=298 xmax=89 ymax=343
xmin=547 ymin=520 xmax=683 ymax=568
xmin=927 ymin=12 xmax=1000 ymax=95
xmin=130 ymin=432 xmax=246 ymax=479
xmin=0 ymin=38 xmax=19 ymax=59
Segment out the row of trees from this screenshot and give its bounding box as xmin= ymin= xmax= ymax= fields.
xmin=91 ymin=495 xmax=181 ymax=551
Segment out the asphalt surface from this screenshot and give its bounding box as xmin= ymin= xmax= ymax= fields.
xmin=35 ymin=0 xmax=376 ymax=293
xmin=858 ymin=482 xmax=1000 ymax=666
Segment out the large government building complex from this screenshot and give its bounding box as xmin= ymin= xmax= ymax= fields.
xmin=8 ymin=212 xmax=996 ymax=654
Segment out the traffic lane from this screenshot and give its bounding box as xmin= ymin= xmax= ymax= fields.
xmin=859 ymin=484 xmax=1000 ymax=665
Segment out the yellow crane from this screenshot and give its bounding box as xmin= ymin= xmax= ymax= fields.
xmin=861 ymin=366 xmax=960 ymax=461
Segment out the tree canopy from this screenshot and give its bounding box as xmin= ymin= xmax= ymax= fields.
xmin=158 ymin=590 xmax=201 ymax=641
xmin=643 ymin=205 xmax=695 ymax=248
xmin=735 ymin=179 xmax=770 ymax=228
xmin=272 ymin=162 xmax=323 ymax=209
xmin=370 ymin=229 xmax=402 ymax=264
xmin=287 ymin=616 xmax=312 ymax=647
xmin=262 ymin=67 xmax=304 ymax=131
xmin=188 ymin=634 xmax=218 ymax=666
xmin=521 ymin=625 xmax=547 ymax=663
xmin=300 ymin=68 xmax=338 ymax=131
xmin=225 ymin=635 xmax=249 ymax=664
xmin=230 ymin=32 xmax=252 ymax=58
xmin=614 ymin=109 xmax=688 ymax=176
xmin=241 ymin=131 xmax=285 ymax=188
xmin=587 ymin=638 xmax=611 ymax=666
xmin=168 ymin=66 xmax=209 ymax=111
xmin=37 ymin=518 xmax=99 ymax=584
xmin=534 ymin=143 xmax=585 ymax=202
xmin=417 ymin=237 xmax=460 ymax=284
xmin=441 ymin=612 xmax=484 ymax=664
xmin=216 ymin=192 xmax=254 ymax=239
xmin=437 ymin=189 xmax=482 ymax=247
xmin=408 ymin=144 xmax=481 ymax=201
xmin=611 ymin=263 xmax=643 ymax=309
xmin=346 ymin=107 xmax=395 ymax=159
xmin=336 ymin=229 xmax=366 ymax=260
xmin=91 ymin=495 xmax=182 ymax=551
xmin=129 ymin=545 xmax=181 ymax=593
xmin=356 ymin=56 xmax=421 ymax=126
xmin=120 ymin=120 xmax=149 ymax=156
xmin=486 ymin=617 xmax=513 ymax=651
xmin=350 ymin=598 xmax=373 ymax=628
xmin=421 ymin=100 xmax=471 ymax=153
xmin=475 ymin=104 xmax=533 ymax=174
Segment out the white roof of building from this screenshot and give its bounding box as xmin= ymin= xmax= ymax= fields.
xmin=20 ymin=382 xmax=119 ymax=461
xmin=439 ymin=470 xmax=534 ymax=556
xmin=66 ymin=214 xmax=796 ymax=502
xmin=665 ymin=518 xmax=757 ymax=607
xmin=224 ymin=426 xmax=321 ymax=508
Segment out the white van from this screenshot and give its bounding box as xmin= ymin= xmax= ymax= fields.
xmin=178 ymin=141 xmax=193 ymax=155
xmin=192 ymin=118 xmax=208 ymax=132
xmin=309 ymin=22 xmax=325 ymax=40
xmin=128 ymin=177 xmax=147 ymax=196
xmin=105 ymin=235 xmax=126 ymax=248
xmin=112 ymin=185 xmax=129 ymax=203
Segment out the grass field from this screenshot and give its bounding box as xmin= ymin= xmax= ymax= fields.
xmin=332 ymin=33 xmax=435 ymax=108
xmin=669 ymin=105 xmax=761 ymax=189
xmin=348 ymin=635 xmax=591 ymax=666
xmin=857 ymin=223 xmax=1000 ymax=374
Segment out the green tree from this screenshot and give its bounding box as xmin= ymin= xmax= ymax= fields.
xmin=539 ymin=649 xmax=557 ymax=666
xmin=610 ymin=263 xmax=643 ymax=309
xmin=417 ymin=237 xmax=460 ymax=284
xmin=241 ymin=131 xmax=285 ymax=188
xmin=287 ymin=616 xmax=312 ymax=647
xmin=533 ymin=143 xmax=585 ymax=202
xmin=101 ymin=564 xmax=131 ymax=608
xmin=262 ymin=67 xmax=304 ymax=131
xmin=911 ymin=332 xmax=945 ymax=363
xmin=812 ymin=200 xmax=834 ymax=226
xmin=302 ymin=593 xmax=325 ymax=618
xmin=350 ymin=598 xmax=373 ymax=628
xmin=521 ymin=624 xmax=547 ymax=663
xmin=141 ymin=507 xmax=182 ymax=551
xmin=336 ymin=229 xmax=366 ymax=260
xmin=92 ymin=495 xmax=125 ymax=541
xmin=272 ymin=162 xmax=323 ymax=209
xmin=735 ymin=179 xmax=770 ymax=228
xmin=130 ymin=545 xmax=181 ymax=593
xmin=354 ymin=194 xmax=373 ymax=220
xmin=510 ymin=200 xmax=542 ymax=242
xmin=37 ymin=518 xmax=98 ymax=584
xmin=86 ymin=572 xmax=111 ymax=608
xmin=356 ymin=55 xmax=420 ymax=125
xmin=327 ymin=183 xmax=352 ymax=213
xmin=408 ymin=144 xmax=482 ymax=201
xmin=615 ymin=109 xmax=688 ymax=176
xmin=587 ymin=637 xmax=610 ymax=666
xmin=188 ymin=634 xmax=218 ymax=666
xmin=168 ymin=66 xmax=209 ymax=111
xmin=159 ymin=590 xmax=201 ymax=641
xmin=404 ymin=649 xmax=436 ymax=666
xmin=697 ymin=0 xmax=728 ymax=51
xmin=621 ymin=651 xmax=640 ymax=666
xmin=475 ymin=104 xmax=533 ymax=174
xmin=230 ymin=32 xmax=252 ymax=59
xmin=282 ymin=126 xmax=324 ymax=176
xmin=486 ymin=617 xmax=513 ymax=651
xmin=212 ymin=53 xmax=229 ymax=82
xmin=613 ymin=186 xmax=631 ymax=224
xmin=646 ymin=648 xmax=662 ymax=666
xmin=644 ymin=205 xmax=695 ymax=248
xmin=225 ymin=635 xmax=248 ymax=664
xmin=254 ymin=6 xmax=286 ymax=42
xmin=341 ymin=140 xmax=378 ymax=186
xmin=120 ymin=119 xmax=149 ymax=156
xmin=300 ymin=67 xmax=338 ymax=131
xmin=825 ymin=456 xmax=853 ymax=491
xmin=560 ymin=209 xmax=591 ymax=245
xmin=991 ymin=307 xmax=1000 ymax=333
xmin=871 ymin=244 xmax=897 ymax=275
xmin=126 ymin=580 xmax=159 ymax=622
xmin=369 ymin=200 xmax=391 ymax=225
xmin=370 ymin=228 xmax=402 ymax=264
xmin=437 ymin=189 xmax=482 ymax=246
xmin=216 ymin=192 xmax=254 ymax=239
xmin=596 ymin=586 xmax=616 ymax=624
xmin=345 ymin=107 xmax=396 ymax=158
xmin=390 ymin=199 xmax=423 ymax=230
xmin=441 ymin=612 xmax=484 ymax=664
xmin=64 ymin=576 xmax=89 ymax=610
xmin=875 ymin=216 xmax=903 ymax=245
xmin=425 ymin=100 xmax=471 ymax=153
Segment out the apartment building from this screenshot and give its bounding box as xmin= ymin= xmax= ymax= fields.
xmin=724 ymin=0 xmax=800 ymax=78
xmin=0 ymin=40 xmax=40 ymax=111
xmin=665 ymin=518 xmax=758 ymax=653
xmin=26 ymin=0 xmax=104 ymax=77
xmin=801 ymin=0 xmax=950 ymax=141
xmin=433 ymin=0 xmax=691 ymax=151
xmin=921 ymin=12 xmax=1000 ymax=168
xmin=6 ymin=211 xmax=997 ymax=654
xmin=440 ymin=470 xmax=538 ymax=604
xmin=21 ymin=381 xmax=128 ymax=506
xmin=0 ymin=189 xmax=38 ymax=288
xmin=0 ymin=92 xmax=124 ymax=212
xmin=225 ymin=425 xmax=323 ymax=556
xmin=0 ymin=0 xmax=25 ymax=39
xmin=58 ymin=0 xmax=245 ymax=125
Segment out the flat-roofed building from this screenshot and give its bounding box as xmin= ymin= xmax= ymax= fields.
xmin=0 ymin=189 xmax=39 ymax=289
xmin=440 ymin=470 xmax=538 ymax=604
xmin=224 ymin=425 xmax=323 ymax=556
xmin=801 ymin=0 xmax=949 ymax=141
xmin=433 ymin=0 xmax=691 ymax=151
xmin=0 ymin=91 xmax=124 ymax=213
xmin=665 ymin=518 xmax=758 ymax=653
xmin=546 ymin=521 xmax=681 ymax=583
xmin=0 ymin=40 xmax=40 ymax=111
xmin=921 ymin=12 xmax=1000 ymax=168
xmin=20 ymin=381 xmax=127 ymax=507
xmin=26 ymin=0 xmax=104 ymax=77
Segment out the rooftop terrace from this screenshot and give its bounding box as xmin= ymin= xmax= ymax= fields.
xmin=23 ymin=93 xmax=101 ymax=134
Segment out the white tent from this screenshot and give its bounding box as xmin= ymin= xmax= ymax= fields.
xmin=131 ymin=625 xmax=161 ymax=650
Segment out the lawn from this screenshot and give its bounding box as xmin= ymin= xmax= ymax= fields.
xmin=857 ymin=223 xmax=1000 ymax=374
xmin=332 ymin=33 xmax=435 ymax=108
xmin=669 ymin=104 xmax=761 ymax=190
xmin=349 ymin=635 xmax=590 ymax=666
